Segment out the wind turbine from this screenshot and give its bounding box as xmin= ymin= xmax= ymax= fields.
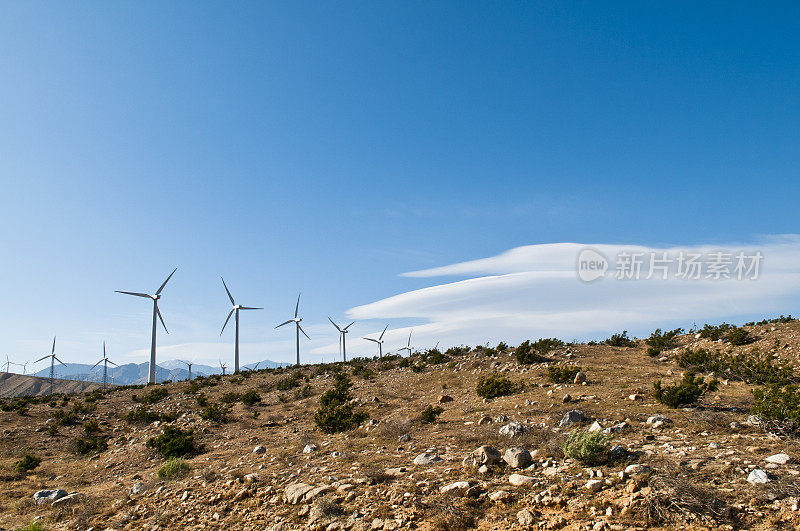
xmin=329 ymin=317 xmax=355 ymax=362
xmin=91 ymin=342 xmax=117 ymax=390
xmin=398 ymin=330 xmax=414 ymax=356
xmin=219 ymin=360 xmax=227 ymax=376
xmin=115 ymin=268 xmax=176 ymax=385
xmin=2 ymin=355 xmax=12 ymax=373
xmin=276 ymin=293 xmax=310 ymax=366
xmin=245 ymin=361 xmax=261 ymax=372
xmin=180 ymin=360 xmax=193 ymax=381
xmin=363 ymin=325 xmax=389 ymax=358
xmin=19 ymin=361 xmax=29 ymax=375
xmin=35 ymin=337 xmax=65 ymax=395
xmin=220 ymin=277 xmax=262 ymax=374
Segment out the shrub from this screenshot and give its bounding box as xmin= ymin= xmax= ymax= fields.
xmin=75 ymin=435 xmax=108 ymax=455
xmin=139 ymin=387 xmax=169 ymax=404
xmin=240 ymin=390 xmax=261 ymax=406
xmin=398 ymin=358 xmax=411 ymax=368
xmin=605 ymin=331 xmax=637 ymax=347
xmin=476 ymin=374 xmax=520 ymax=399
xmin=563 ymin=429 xmax=610 ymax=465
xmin=158 ymin=457 xmax=191 ymax=480
xmin=83 ymin=420 xmax=100 ymax=434
xmin=727 ymin=327 xmax=751 ymax=346
xmin=751 ymin=384 xmax=800 ymax=431
xmin=51 ymin=408 xmax=78 ymax=426
xmin=516 ymin=338 xmax=562 ymax=364
xmin=496 ymin=341 xmax=509 ymax=352
xmin=146 ymin=424 xmax=197 ymax=459
xmin=677 ymin=348 xmax=793 ymax=386
xmin=425 ymin=349 xmax=450 ymax=365
xmin=196 ymin=393 xmax=208 ymax=407
xmin=699 ymin=323 xmax=734 ymax=341
xmin=199 ymin=402 xmax=230 ymax=423
xmin=351 ymin=364 xmax=374 ymax=379
xmin=124 ymin=406 xmax=175 ymax=424
xmin=293 ymin=384 xmax=313 ymax=400
xmin=410 ymin=362 xmax=426 ymax=373
xmin=421 ymin=405 xmax=444 ymax=423
xmin=646 ymin=328 xmax=683 ymax=356
xmin=14 ymin=454 xmax=41 ymax=474
xmin=547 ymin=365 xmax=583 ymax=384
xmin=276 ymin=372 xmax=303 ymax=391
xmin=653 ymin=371 xmax=718 ymax=408
xmin=220 ymin=392 xmax=240 ymax=404
xmin=314 ymin=375 xmax=369 ymax=433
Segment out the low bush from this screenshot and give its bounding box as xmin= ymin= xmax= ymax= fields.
xmin=138 ymin=387 xmax=169 ymax=405
xmin=199 ymin=402 xmax=231 ymax=423
xmin=124 ymin=406 xmax=176 ymax=424
xmin=410 ymin=362 xmax=426 ymax=373
xmin=516 ymin=338 xmax=562 ymax=364
xmin=314 ymin=375 xmax=369 ymax=433
xmin=220 ymin=392 xmax=240 ymax=404
xmin=421 ymin=405 xmax=444 ymax=424
xmin=158 ymin=457 xmax=191 ymax=480
xmin=653 ymin=371 xmax=718 ymax=408
xmin=605 ymin=331 xmax=637 ymax=348
xmin=563 ymin=429 xmax=610 ymax=465
xmin=751 ymin=384 xmax=800 ymax=431
xmin=677 ymin=348 xmax=794 ymax=386
xmin=547 ymin=365 xmax=582 ymax=384
xmin=240 ymin=389 xmax=261 ymax=406
xmin=276 ymin=372 xmax=303 ymax=391
xmin=14 ymin=454 xmax=41 ymax=474
xmin=75 ymin=435 xmax=108 ymax=455
xmin=727 ymin=327 xmax=751 ymax=346
xmin=146 ymin=424 xmax=198 ymax=459
xmin=83 ymin=420 xmax=100 ymax=434
xmin=476 ymin=374 xmax=521 ymax=399
xmin=646 ymin=328 xmax=683 ymax=356
xmin=293 ymin=384 xmax=313 ymax=400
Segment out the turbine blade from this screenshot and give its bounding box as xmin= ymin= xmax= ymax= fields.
xmin=52 ymin=336 xmax=56 ymax=354
xmin=408 ymin=331 xmax=412 ymax=346
xmin=221 ymin=277 xmax=235 ymax=305
xmin=35 ymin=355 xmax=50 ymax=363
xmin=276 ymin=319 xmax=294 ymax=329
xmin=363 ymin=337 xmax=379 ymax=343
xmin=239 ymin=306 xmax=262 ymax=310
xmin=343 ymin=321 xmax=355 ymax=331
xmin=220 ymin=308 xmax=235 ymax=335
xmin=298 ymin=324 xmax=310 ymax=340
xmin=107 ymin=360 xmax=118 ymax=367
xmin=103 ymin=342 xmax=106 ymax=357
xmin=115 ymin=290 xmax=151 ymax=298
xmin=156 ymin=306 xmax=169 ymax=334
xmin=91 ymin=359 xmax=103 ymax=369
xmin=379 ymin=324 xmax=389 ymax=340
xmin=156 ymin=268 xmax=177 ymax=295
xmin=55 ymin=357 xmax=66 ymax=366
xmin=295 ymin=293 xmax=301 ymax=318
xmin=328 ymin=317 xmax=342 ymax=332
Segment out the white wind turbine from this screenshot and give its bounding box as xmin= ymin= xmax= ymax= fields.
xmin=363 ymin=325 xmax=389 ymax=358
xmin=35 ymin=337 xmax=65 ymax=395
xmin=180 ymin=360 xmax=193 ymax=381
xmin=2 ymin=355 xmax=12 ymax=373
xmin=329 ymin=317 xmax=355 ymax=362
xmin=91 ymin=342 xmax=117 ymax=390
xmin=115 ymin=268 xmax=177 ymax=385
xmin=398 ymin=330 xmax=414 ymax=356
xmin=219 ymin=360 xmax=227 ymax=376
xmin=276 ymin=293 xmax=310 ymax=366
xmin=220 ymin=277 xmax=262 ymax=374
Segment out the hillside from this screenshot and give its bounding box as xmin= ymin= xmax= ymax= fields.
xmin=0 ymin=373 xmax=106 ymax=398
xmin=2 ymin=318 xmax=800 ymax=530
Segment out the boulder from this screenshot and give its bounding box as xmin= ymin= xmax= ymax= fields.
xmin=747 ymin=469 xmax=770 ymax=484
xmin=253 ymin=445 xmax=266 ymax=454
xmin=765 ymin=453 xmax=792 ymax=465
xmin=438 ymin=395 xmax=454 ymax=403
xmin=303 ymin=444 xmax=319 ymax=454
xmin=51 ymin=492 xmax=85 ymax=508
xmin=489 ymin=490 xmax=512 ymax=502
xmin=517 ymin=508 xmax=536 ymax=526
xmin=585 ymin=479 xmax=603 ymax=493
xmin=499 ymin=422 xmax=525 ymax=438
xmin=413 ymin=452 xmax=442 ymax=466
xmin=508 ymin=473 xmax=535 ymax=487
xmin=130 ymin=482 xmax=147 ymax=496
xmin=33 ymin=489 xmax=68 ymax=505
xmin=574 ymin=372 xmax=587 ymax=384
xmin=559 ymin=410 xmax=585 ymax=427
xmin=284 ymin=483 xmax=315 ymax=504
xmin=503 ymin=448 xmax=532 ymax=469
xmin=440 ymin=481 xmax=471 ymax=496
xmin=468 ymin=445 xmax=502 ymax=467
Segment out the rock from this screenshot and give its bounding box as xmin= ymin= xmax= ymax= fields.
xmin=413 ymin=452 xmax=442 ymax=466
xmin=765 ymin=453 xmax=792 ymax=465
xmin=243 ymin=473 xmax=260 ymax=484
xmin=517 ymin=508 xmax=536 ymax=526
xmin=130 ymin=482 xmax=147 ymax=496
xmin=503 ymin=448 xmax=532 ymax=469
xmin=609 ymin=445 xmax=628 ymax=460
xmin=303 ymin=444 xmax=319 ymax=454
xmin=509 ymin=473 xmax=535 ymax=487
xmin=604 ymin=422 xmax=629 ymax=434
xmin=495 ymin=414 xmax=509 ymax=423
xmin=284 ymin=483 xmax=315 ymax=504
xmin=747 ymin=469 xmax=770 ymax=484
xmin=51 ymin=492 xmax=85 ymax=508
xmin=499 ymin=422 xmax=526 ymax=437
xmin=253 ymin=445 xmax=266 ymax=454
xmin=646 ymin=415 xmax=672 ymax=427
xmin=574 ymin=372 xmax=587 ymax=384
xmin=559 ymin=410 xmax=585 ymax=427
xmin=624 ymin=464 xmax=650 ymax=477
xmin=489 ymin=490 xmax=512 ymax=502
xmin=478 ymin=415 xmax=493 ymax=425
xmin=586 ymin=479 xmax=603 ymax=493
xmin=562 ymin=394 xmax=572 ymax=404
xmin=468 ymin=445 xmax=502 ymax=467
xmin=588 ymin=421 xmax=603 ymax=433
xmin=33 ymin=489 xmax=68 ymax=505
xmin=398 ymin=434 xmax=411 ymax=442
xmin=438 ymin=395 xmax=454 ymax=403
xmin=440 ymin=481 xmax=471 ymax=496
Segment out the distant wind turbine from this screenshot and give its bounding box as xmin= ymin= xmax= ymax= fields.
xmin=245 ymin=361 xmax=261 ymax=372
xmin=91 ymin=342 xmax=117 ymax=390
xmin=115 ymin=268 xmax=177 ymax=385
xmin=2 ymin=355 xmax=12 ymax=373
xmin=220 ymin=277 xmax=262 ymax=374
xmin=276 ymin=293 xmax=310 ymax=366
xmin=329 ymin=317 xmax=355 ymax=362
xmin=363 ymin=325 xmax=389 ymax=358
xmin=35 ymin=337 xmax=65 ymax=395
xmin=398 ymin=330 xmax=414 ymax=356
xmin=180 ymin=360 xmax=193 ymax=381
xmin=219 ymin=360 xmax=227 ymax=376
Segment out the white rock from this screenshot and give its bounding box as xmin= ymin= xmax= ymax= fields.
xmin=303 ymin=444 xmax=319 ymax=454
xmin=585 ymin=479 xmax=603 ymax=492
xmin=747 ymin=469 xmax=770 ymax=484
xmin=413 ymin=452 xmax=442 ymax=466
xmin=508 ymin=473 xmax=535 ymax=487
xmin=517 ymin=508 xmax=536 ymax=526
xmin=765 ymin=453 xmax=792 ymax=465
xmin=440 ymin=481 xmax=471 ymax=496
xmin=489 ymin=490 xmax=512 ymax=502
xmin=503 ymin=448 xmax=532 ymax=469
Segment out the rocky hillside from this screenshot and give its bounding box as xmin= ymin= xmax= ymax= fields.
xmin=2 ymin=318 xmax=800 ymax=530
xmin=0 ymin=373 xmax=105 ymax=398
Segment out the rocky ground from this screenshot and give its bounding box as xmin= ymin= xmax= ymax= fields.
xmin=2 ymin=320 xmax=800 ymax=530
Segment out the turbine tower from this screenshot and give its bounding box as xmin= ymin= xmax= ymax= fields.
xmin=115 ymin=268 xmax=176 ymax=385
xmin=276 ymin=293 xmax=310 ymax=366
xmin=2 ymin=355 xmax=11 ymax=373
xmin=329 ymin=317 xmax=355 ymax=362
xmin=220 ymin=277 xmax=262 ymax=374
xmin=363 ymin=325 xmax=389 ymax=358
xmin=35 ymin=337 xmax=65 ymax=395
xmin=398 ymin=330 xmax=414 ymax=356
xmin=180 ymin=360 xmax=193 ymax=381
xmin=91 ymin=342 xmax=117 ymax=390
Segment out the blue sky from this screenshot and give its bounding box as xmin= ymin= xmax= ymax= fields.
xmin=1 ymin=3 xmax=799 ymax=367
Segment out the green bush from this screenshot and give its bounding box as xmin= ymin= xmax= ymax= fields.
xmin=139 ymin=387 xmax=169 ymax=404
xmin=240 ymin=390 xmax=261 ymax=406
xmin=496 ymin=342 xmax=509 ymax=352
xmin=410 ymin=362 xmax=426 ymax=373
xmin=547 ymin=365 xmax=582 ymax=384
xmin=351 ymin=363 xmax=374 ymax=379
xmin=146 ymin=424 xmax=197 ymax=459
xmin=83 ymin=420 xmax=100 ymax=434
xmin=157 ymin=457 xmax=191 ymax=480
xmin=51 ymin=408 xmax=78 ymax=426
xmin=677 ymin=348 xmax=794 ymax=386
xmin=276 ymin=372 xmax=303 ymax=391
xmin=195 ymin=393 xmax=208 ymax=407
xmin=199 ymin=402 xmax=230 ymax=423
xmin=398 ymin=358 xmax=411 ymax=368
xmin=653 ymin=371 xmax=718 ymax=408
xmin=605 ymin=331 xmax=637 ymax=347
xmin=421 ymin=405 xmax=444 ymax=423
xmin=476 ymin=374 xmax=521 ymax=399
xmin=14 ymin=454 xmax=41 ymax=474
xmin=314 ymin=375 xmax=369 ymax=433
xmin=645 ymin=328 xmax=683 ymax=356
xmin=14 ymin=520 xmax=44 ymax=531
xmin=124 ymin=406 xmax=175 ymax=424
xmin=699 ymin=323 xmax=734 ymax=341
xmin=220 ymin=392 xmax=240 ymax=404
xmin=293 ymin=384 xmax=313 ymax=400
xmin=75 ymin=435 xmax=108 ymax=455
xmin=751 ymin=384 xmax=800 ymax=431
xmin=563 ymin=429 xmax=610 ymax=465
xmin=727 ymin=327 xmax=751 ymax=346
xmin=516 ymin=338 xmax=562 ymax=364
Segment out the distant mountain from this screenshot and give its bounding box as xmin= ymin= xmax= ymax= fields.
xmin=32 ymin=358 xmax=289 ymax=385
xmin=0 ymin=372 xmax=105 ymax=398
